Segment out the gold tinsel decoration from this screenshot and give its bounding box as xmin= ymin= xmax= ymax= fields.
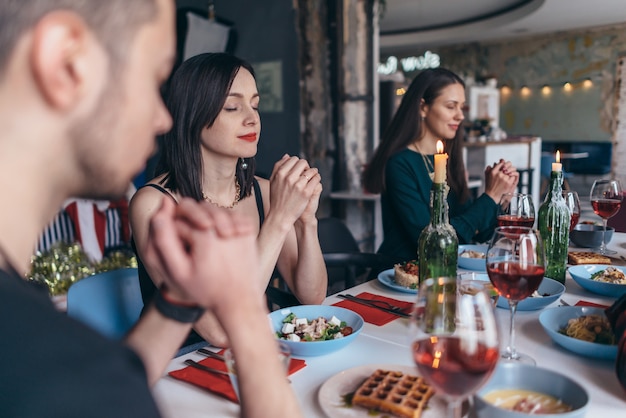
xmin=28 ymin=242 xmax=137 ymax=296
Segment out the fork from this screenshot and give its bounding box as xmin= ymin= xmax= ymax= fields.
xmin=337 ymin=294 xmax=410 ymax=317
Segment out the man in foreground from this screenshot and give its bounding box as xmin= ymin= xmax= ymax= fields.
xmin=0 ymin=0 xmax=301 ymax=417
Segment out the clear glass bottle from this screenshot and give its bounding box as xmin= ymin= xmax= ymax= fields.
xmin=418 ymin=182 xmax=458 ymax=285
xmin=537 ymin=170 xmax=571 ymax=284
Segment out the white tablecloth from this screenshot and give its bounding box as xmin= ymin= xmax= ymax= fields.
xmin=153 ymin=234 xmax=626 ymax=417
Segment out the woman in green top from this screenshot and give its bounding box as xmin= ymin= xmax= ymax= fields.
xmin=363 ymin=68 xmax=519 ymax=263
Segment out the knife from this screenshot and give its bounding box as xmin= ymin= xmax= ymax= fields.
xmin=197 ymin=348 xmax=226 ymax=362
xmin=337 ymin=294 xmax=410 ymax=317
xmin=184 ymin=359 xmax=229 ymax=376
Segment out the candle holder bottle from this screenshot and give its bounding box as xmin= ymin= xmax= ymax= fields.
xmin=418 ymin=182 xmax=458 ymax=285
xmin=537 ymin=170 xmax=571 ymax=284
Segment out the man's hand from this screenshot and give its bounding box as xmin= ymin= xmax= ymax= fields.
xmin=142 ymin=197 xmax=258 ymax=309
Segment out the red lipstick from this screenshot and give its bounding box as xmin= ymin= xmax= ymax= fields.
xmin=238 ymin=133 xmax=257 ymax=142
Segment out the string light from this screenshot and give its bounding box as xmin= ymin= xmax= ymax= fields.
xmin=496 ymin=75 xmax=600 ymax=95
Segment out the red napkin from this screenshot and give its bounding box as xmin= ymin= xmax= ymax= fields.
xmin=168 ymin=349 xmax=306 ymax=403
xmin=575 ymin=300 xmax=611 ymax=309
xmin=332 ymin=292 xmax=413 ymax=326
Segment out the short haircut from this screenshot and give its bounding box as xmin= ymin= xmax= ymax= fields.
xmin=0 ymin=0 xmax=158 ymax=78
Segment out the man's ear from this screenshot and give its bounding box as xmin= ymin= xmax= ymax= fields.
xmin=30 ymin=11 xmax=90 ymax=110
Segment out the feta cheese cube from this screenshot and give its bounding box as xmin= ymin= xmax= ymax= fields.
xmin=334 ymin=333 xmax=344 ymax=339
xmin=329 ymin=315 xmax=341 ymax=327
xmin=281 ymin=323 xmax=295 ymax=335
xmin=286 ymin=333 xmax=301 ymax=342
xmin=294 ymin=317 xmax=308 ymax=326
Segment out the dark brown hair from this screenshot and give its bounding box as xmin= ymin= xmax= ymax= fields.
xmin=0 ymin=0 xmax=157 ymax=79
xmin=155 ymin=53 xmax=257 ymax=200
xmin=362 ymin=68 xmax=470 ymax=203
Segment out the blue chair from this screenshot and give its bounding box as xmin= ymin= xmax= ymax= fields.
xmin=67 ymin=268 xmax=143 ymax=339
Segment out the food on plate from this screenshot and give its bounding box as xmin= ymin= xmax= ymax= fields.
xmin=590 ymin=267 xmax=626 ymax=284
xmin=559 ymin=314 xmax=615 ymax=345
xmin=460 ymin=249 xmax=485 ymax=259
xmin=530 ymin=290 xmax=550 ymax=298
xmin=394 ymin=260 xmax=419 ymax=289
xmin=567 ymin=251 xmax=611 ymax=265
xmin=352 ymin=369 xmax=434 ymax=418
xmin=276 ymin=313 xmax=353 ymax=342
xmin=483 ymin=389 xmax=572 ymax=414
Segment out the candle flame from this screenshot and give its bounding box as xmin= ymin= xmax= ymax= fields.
xmin=556 ymin=150 xmax=560 ymax=163
xmin=436 ymin=140 xmax=444 ymax=154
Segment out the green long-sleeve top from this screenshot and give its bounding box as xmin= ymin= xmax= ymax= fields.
xmin=377 ymin=148 xmax=497 ymax=263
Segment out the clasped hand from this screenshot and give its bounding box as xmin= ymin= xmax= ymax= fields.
xmin=143 ymin=198 xmax=259 ymax=309
xmin=269 ymin=154 xmax=322 ymax=224
xmin=484 ymin=159 xmax=519 ymax=202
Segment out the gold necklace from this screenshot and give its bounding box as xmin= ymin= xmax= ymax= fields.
xmin=411 ymin=143 xmax=435 ymax=181
xmin=202 ymin=178 xmax=241 ymax=209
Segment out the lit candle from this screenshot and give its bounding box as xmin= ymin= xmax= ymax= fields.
xmin=552 ymin=150 xmax=562 ymax=172
xmin=433 ymin=140 xmax=448 ymax=183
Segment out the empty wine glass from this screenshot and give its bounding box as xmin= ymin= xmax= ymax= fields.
xmin=590 ymin=179 xmax=623 ymax=255
xmin=562 ymin=190 xmax=581 ymax=232
xmin=410 ymin=276 xmax=499 ymax=418
xmin=486 ymin=227 xmax=545 ymax=365
xmin=497 ymin=193 xmax=535 ymax=231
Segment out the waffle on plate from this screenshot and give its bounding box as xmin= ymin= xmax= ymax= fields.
xmin=568 ymin=251 xmax=611 ymax=265
xmin=352 ymin=369 xmax=435 ymax=418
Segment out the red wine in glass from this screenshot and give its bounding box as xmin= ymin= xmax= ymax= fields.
xmin=563 ymin=191 xmax=581 ymax=232
xmin=591 ymin=198 xmax=622 ymax=219
xmin=486 ymin=226 xmax=544 ymax=365
xmin=486 ymin=261 xmax=545 ymax=301
xmin=413 ymin=336 xmax=499 ymax=399
xmin=590 ymin=179 xmax=623 ymax=255
xmin=569 ymin=212 xmax=580 ymax=231
xmin=497 ymin=215 xmax=535 ymax=230
xmin=497 ymin=193 xmax=535 ymax=230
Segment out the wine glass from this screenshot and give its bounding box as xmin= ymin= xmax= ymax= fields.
xmin=497 ymin=192 xmax=535 ymax=231
xmin=562 ymin=190 xmax=581 ymax=232
xmin=590 ymin=179 xmax=623 ymax=255
xmin=410 ymin=276 xmax=499 ymax=418
xmin=486 ymin=226 xmax=545 ymax=365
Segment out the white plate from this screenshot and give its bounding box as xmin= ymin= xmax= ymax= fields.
xmin=377 ymin=269 xmax=418 ymax=294
xmin=318 ymin=363 xmax=449 ymax=418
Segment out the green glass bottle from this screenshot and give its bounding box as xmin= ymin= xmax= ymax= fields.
xmin=418 ymin=182 xmax=458 ymax=285
xmin=537 ymin=169 xmax=571 ymax=284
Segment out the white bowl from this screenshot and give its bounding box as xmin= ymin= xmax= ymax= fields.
xmin=269 ymin=305 xmax=363 ymax=357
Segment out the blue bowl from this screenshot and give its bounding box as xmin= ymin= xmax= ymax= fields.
xmin=539 ymin=306 xmax=617 ymax=360
xmin=475 ymin=362 xmax=589 ymax=418
xmin=458 ymin=244 xmax=488 ymax=271
xmin=568 ymin=265 xmax=626 ymax=297
xmin=268 ymin=305 xmax=363 ymax=357
xmin=471 ymin=274 xmax=565 ymax=311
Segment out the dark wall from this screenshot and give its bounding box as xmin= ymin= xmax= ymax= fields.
xmin=175 ymin=0 xmax=301 ymax=177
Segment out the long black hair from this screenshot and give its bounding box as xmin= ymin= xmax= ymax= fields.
xmin=362 ymin=68 xmax=470 ymax=203
xmin=155 ymin=53 xmax=256 ymax=200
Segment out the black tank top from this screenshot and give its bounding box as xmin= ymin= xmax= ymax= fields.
xmin=132 ymin=179 xmax=265 ymax=348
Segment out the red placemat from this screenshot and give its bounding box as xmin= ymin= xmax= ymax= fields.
xmin=169 ymin=350 xmax=306 ymax=403
xmin=575 ymin=300 xmax=610 ymax=309
xmin=332 ymin=292 xmax=413 ymax=326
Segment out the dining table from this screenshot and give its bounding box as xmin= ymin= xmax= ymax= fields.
xmin=152 ymin=233 xmax=626 ymax=417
